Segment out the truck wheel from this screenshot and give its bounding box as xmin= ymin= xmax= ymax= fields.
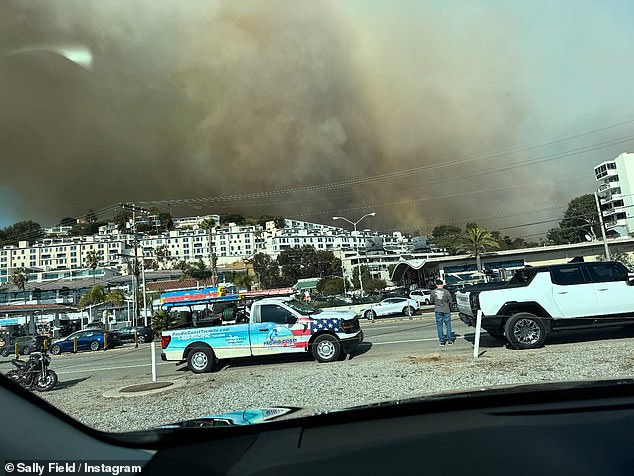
xmin=504 ymin=313 xmax=546 ymax=349
xmin=187 ymin=347 xmax=216 ymax=373
xmin=312 ymin=334 xmax=341 ymax=363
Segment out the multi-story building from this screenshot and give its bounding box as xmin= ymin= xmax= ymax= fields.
xmin=42 ymin=225 xmax=73 ymax=236
xmin=0 ymin=235 xmax=128 ymax=278
xmin=0 ymin=216 xmax=437 ymax=287
xmin=139 ymin=223 xmax=265 ymax=266
xmin=594 ymin=152 xmax=634 ymax=236
xmin=173 ymin=214 xmax=220 ymax=229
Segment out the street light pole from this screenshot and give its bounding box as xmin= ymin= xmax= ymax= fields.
xmin=332 ymin=213 xmax=376 ymax=297
xmin=595 ymin=185 xmax=611 ymax=260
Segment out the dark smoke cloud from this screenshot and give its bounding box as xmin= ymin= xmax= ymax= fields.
xmin=0 ymin=0 xmax=552 ymax=234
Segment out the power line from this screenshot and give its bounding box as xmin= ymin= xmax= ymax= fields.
xmin=136 ymin=131 xmax=634 ymax=209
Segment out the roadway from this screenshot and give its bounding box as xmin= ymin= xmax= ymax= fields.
xmin=0 ymin=313 xmax=485 ymax=385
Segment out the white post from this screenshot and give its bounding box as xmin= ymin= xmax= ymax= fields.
xmin=594 ymin=190 xmax=610 ymax=260
xmin=151 ymin=341 xmax=157 ymax=382
xmin=141 ymin=260 xmax=148 ymax=326
xmin=473 ymin=310 xmax=483 ymax=359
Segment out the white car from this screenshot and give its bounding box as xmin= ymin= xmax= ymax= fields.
xmin=360 ymin=297 xmax=420 ymax=320
xmin=409 ymin=289 xmax=432 ymax=305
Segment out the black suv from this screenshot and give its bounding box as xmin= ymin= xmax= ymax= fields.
xmin=0 ymin=335 xmax=50 ymax=357
xmin=116 ymin=326 xmax=154 ymax=344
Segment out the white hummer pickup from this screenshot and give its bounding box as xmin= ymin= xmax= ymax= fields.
xmin=457 ymin=261 xmax=634 ymax=349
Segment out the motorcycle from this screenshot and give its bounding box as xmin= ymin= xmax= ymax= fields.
xmin=7 ymin=350 xmax=58 ymax=392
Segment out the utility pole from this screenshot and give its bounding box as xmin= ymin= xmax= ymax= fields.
xmin=333 ymin=213 xmax=376 ymax=298
xmin=120 ymin=203 xmax=148 ymax=326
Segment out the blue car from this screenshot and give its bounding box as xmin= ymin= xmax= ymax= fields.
xmin=49 ymin=330 xmax=120 ymax=355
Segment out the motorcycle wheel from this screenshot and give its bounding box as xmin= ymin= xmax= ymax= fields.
xmin=6 ymin=370 xmax=20 ymax=383
xmin=34 ymin=370 xmax=58 ymax=392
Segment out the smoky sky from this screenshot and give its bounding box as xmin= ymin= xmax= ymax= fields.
xmin=2 ymin=0 xmax=634 ymax=237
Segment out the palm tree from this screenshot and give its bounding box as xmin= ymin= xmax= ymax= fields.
xmin=11 ymin=267 xmax=28 ymax=304
xmin=458 ymin=227 xmax=500 ymax=273
xmin=85 ymin=250 xmax=99 ymax=286
xmin=79 ymin=284 xmax=106 ymax=309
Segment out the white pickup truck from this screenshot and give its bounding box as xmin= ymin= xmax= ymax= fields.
xmin=161 ymin=296 xmax=364 ymax=372
xmin=457 ymin=261 xmax=634 ymax=349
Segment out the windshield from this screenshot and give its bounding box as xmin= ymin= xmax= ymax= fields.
xmin=285 ymin=299 xmax=321 ymax=316
xmin=2 ymin=0 xmax=634 ymax=436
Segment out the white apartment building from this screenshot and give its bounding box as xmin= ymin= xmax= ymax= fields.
xmin=594 ymin=152 xmax=634 ymax=236
xmin=1 ymin=215 xmax=435 ymax=286
xmin=139 ymin=223 xmax=265 ymax=266
xmin=43 ymin=225 xmax=73 ymax=236
xmin=264 ymin=219 xmax=375 ymax=255
xmin=0 ymin=235 xmax=128 ymax=279
xmin=173 ymin=214 xmax=220 ymax=229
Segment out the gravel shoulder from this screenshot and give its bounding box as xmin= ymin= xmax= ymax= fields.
xmin=36 ymin=335 xmax=634 ymax=433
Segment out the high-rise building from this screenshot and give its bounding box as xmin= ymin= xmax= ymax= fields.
xmin=594 ymin=152 xmax=634 ymax=236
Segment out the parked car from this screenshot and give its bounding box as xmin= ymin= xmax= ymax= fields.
xmin=85 ymin=321 xmax=105 ymax=330
xmin=117 ymin=326 xmax=154 ymax=344
xmin=409 ymin=289 xmax=432 ymax=305
xmin=0 ymin=335 xmax=51 ymax=357
xmin=359 ymin=297 xmax=420 ymax=320
xmin=49 ymin=330 xmax=121 ymax=355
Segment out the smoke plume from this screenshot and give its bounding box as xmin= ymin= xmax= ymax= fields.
xmin=1 ymin=0 xmax=576 ymax=235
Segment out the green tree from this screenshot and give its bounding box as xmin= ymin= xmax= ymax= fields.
xmin=181 ymin=259 xmax=212 ymax=280
xmin=251 ymin=253 xmax=281 ymax=289
xmin=105 ymin=289 xmax=126 ymax=308
xmin=352 ymin=265 xmax=372 ymax=290
xmin=85 ymin=250 xmax=100 ymax=285
xmin=158 ymin=212 xmax=174 ymax=231
xmin=59 ymin=216 xmax=76 ymax=226
xmin=317 ymin=277 xmax=344 ymax=296
xmin=225 ymin=270 xmax=253 ymax=290
xmin=276 ymin=246 xmax=341 ymax=285
xmin=113 ymin=210 xmax=132 ymax=233
xmin=363 ymin=278 xmax=387 ymax=294
xmin=458 ymin=226 xmax=500 ymax=272
xmin=153 ymin=244 xmax=172 ymax=270
xmin=0 ymin=220 xmax=43 ymax=246
xmin=431 ymin=225 xmax=462 ymax=254
xmin=10 ymin=267 xmax=28 ymax=304
xmin=220 ymin=213 xmax=246 ymax=225
xmin=547 ymin=194 xmax=599 ymax=244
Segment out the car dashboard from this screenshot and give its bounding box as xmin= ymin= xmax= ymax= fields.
xmin=4 ymin=375 xmax=634 ymax=475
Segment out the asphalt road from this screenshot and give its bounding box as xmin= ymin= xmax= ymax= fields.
xmin=0 ymin=313 xmax=482 ymax=384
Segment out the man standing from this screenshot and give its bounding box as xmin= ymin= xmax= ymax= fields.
xmin=430 ymin=279 xmax=454 ymax=347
